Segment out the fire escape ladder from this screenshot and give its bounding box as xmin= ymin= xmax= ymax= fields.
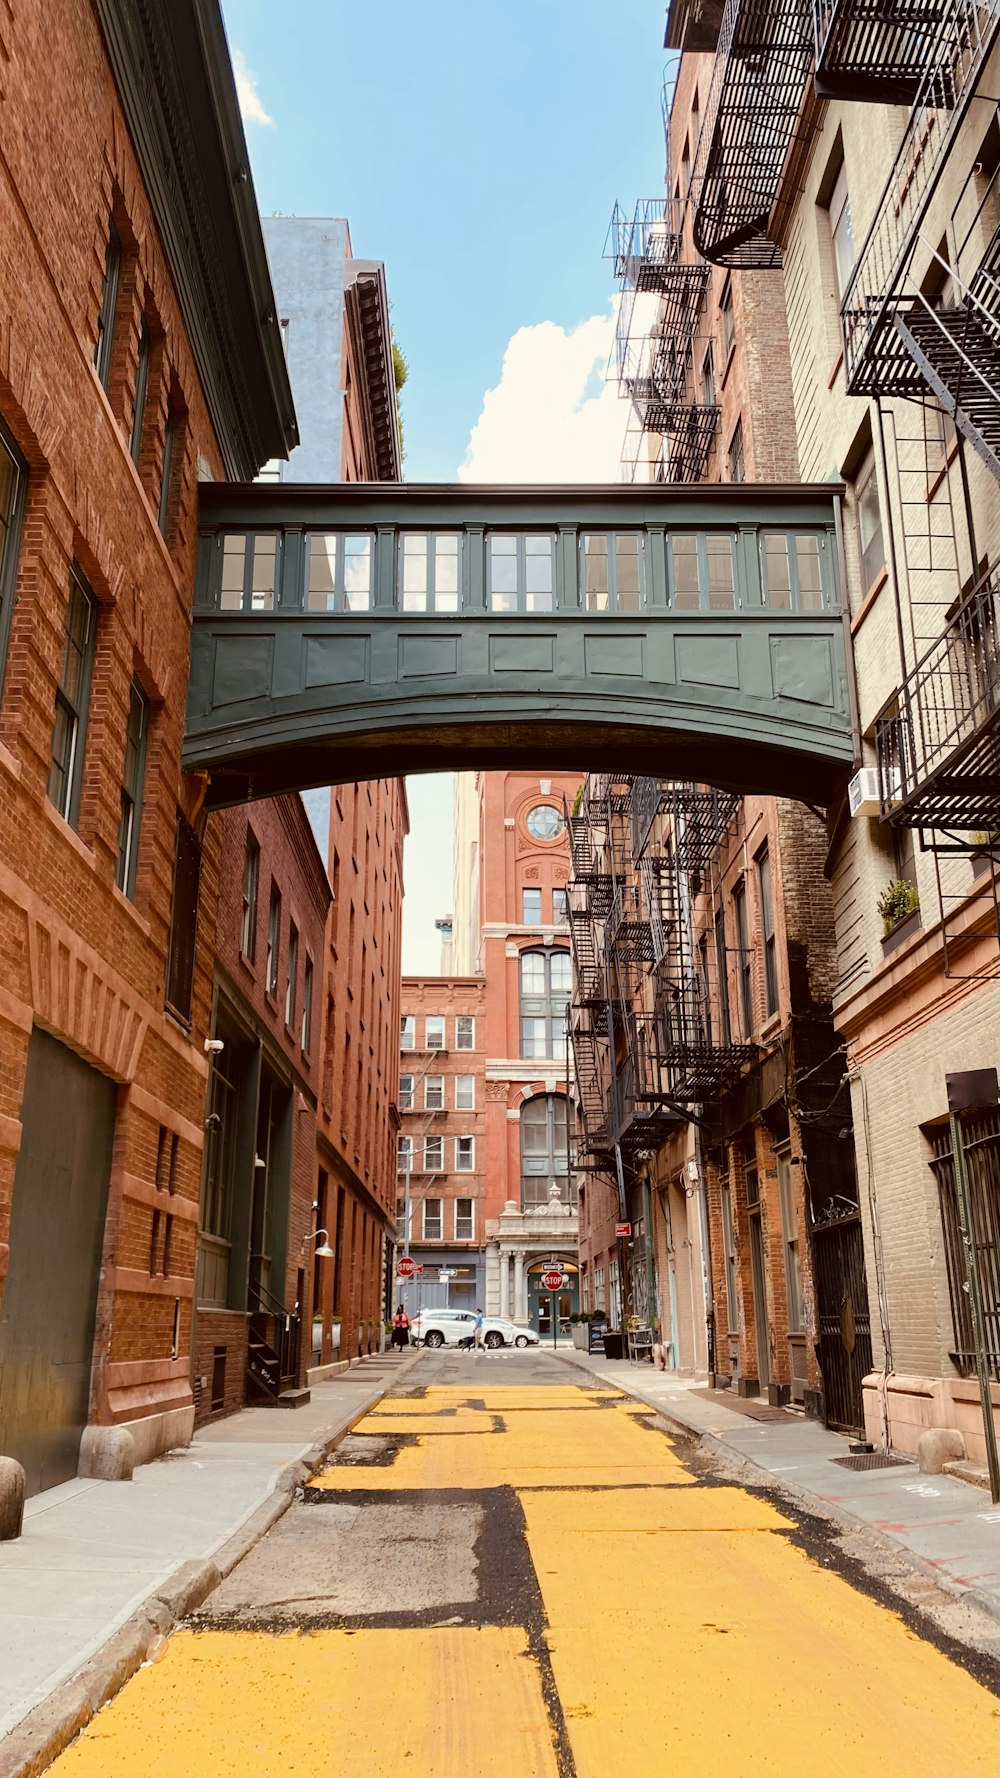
xmin=893 ymin=294 xmax=1000 ymax=482
xmin=690 ymin=0 xmax=815 ymax=270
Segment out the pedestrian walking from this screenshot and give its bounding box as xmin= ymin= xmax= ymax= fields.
xmin=391 ymin=1305 xmax=410 ymax=1352
xmin=474 ymin=1306 xmax=485 ymax=1352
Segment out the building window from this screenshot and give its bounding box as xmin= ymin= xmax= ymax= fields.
xmin=285 ymin=922 xmax=298 ymax=1027
xmin=425 ymin=1074 xmax=445 ymax=1111
xmin=720 ymin=278 xmax=735 ymax=358
xmin=669 ymin=534 xmax=736 ymax=612
xmin=301 ymin=955 xmax=314 ymax=1051
xmin=733 ymin=881 xmax=754 ymax=1038
xmin=929 ymin=1111 xmax=1000 ymax=1377
xmin=594 ymin=1264 xmax=606 ymax=1310
xmin=455 ymin=1015 xmax=475 ymax=1049
xmin=455 ymin=1136 xmax=475 ymax=1171
xmin=455 ymin=1074 xmax=475 ymax=1110
xmin=94 ymin=217 xmax=122 ymax=389
xmin=423 ymin=1136 xmax=443 ymax=1173
xmin=580 ymin=533 xmax=643 ymax=612
xmin=400 ymin=1015 xmax=416 ymax=1050
xmin=520 ymin=949 xmax=571 ymax=1058
xmin=520 ymin=1092 xmax=570 ymax=1208
xmin=266 ymin=883 xmax=281 ymax=998
xmin=130 ymin=317 xmax=151 ymax=466
xmin=714 ymin=907 xmax=732 ymax=1046
xmin=397 ymin=1134 xmax=414 ymax=1174
xmin=158 ymin=403 xmax=176 ymax=537
xmin=552 ymin=887 xmax=569 ymax=926
xmin=522 ymin=887 xmax=542 ymax=925
xmin=728 ymin=419 xmax=745 ymax=484
xmin=240 ymin=832 xmax=259 ymax=960
xmin=721 ymin=1181 xmax=739 ymax=1329
xmin=115 ymin=678 xmax=148 ymax=898
xmin=487 ymin=533 xmax=555 ymax=613
xmin=826 ymin=159 xmax=855 ymax=306
xmin=701 ymin=343 xmax=716 ymax=408
xmin=760 ymin=533 xmax=826 ymax=611
xmin=48 ymin=566 xmax=97 ymax=827
xmin=220 ymin=532 xmax=281 ymax=612
xmin=305 ymin=533 xmax=373 ymax=612
xmin=422 ymin=1198 xmax=443 ymax=1240
xmin=0 ymin=421 xmax=26 ymax=694
xmin=395 ymin=1194 xmax=413 ymax=1243
xmin=525 ymin=803 xmax=565 ymax=840
xmin=200 ymin=1044 xmax=238 ymax=1301
xmin=756 ymin=846 xmax=779 ymax=1019
xmin=455 ymin=1198 xmax=474 ymax=1240
xmin=425 ymin=1015 xmax=445 ymax=1050
xmin=165 ymin=814 xmax=201 ymax=1023
xmin=399 ymin=1073 xmax=415 ymax=1111
xmin=776 ymin=1149 xmax=804 ymax=1334
xmin=399 ymin=532 xmax=460 ymax=611
xmin=855 ymin=450 xmax=885 ymax=594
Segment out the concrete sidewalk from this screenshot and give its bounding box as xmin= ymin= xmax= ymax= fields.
xmin=0 ymin=1355 xmax=410 ymax=1754
xmin=558 ymin=1349 xmax=1000 ymax=1619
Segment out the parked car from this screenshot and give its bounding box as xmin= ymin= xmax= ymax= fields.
xmin=409 ymin=1309 xmax=539 ymax=1349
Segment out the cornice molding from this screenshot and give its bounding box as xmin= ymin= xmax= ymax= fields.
xmin=93 ymin=0 xmax=297 ymax=479
xmin=344 ymin=261 xmax=402 ymax=483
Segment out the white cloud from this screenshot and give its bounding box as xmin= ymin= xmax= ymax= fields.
xmin=459 ymin=310 xmax=628 ymax=482
xmin=233 ymin=49 xmax=275 ymax=128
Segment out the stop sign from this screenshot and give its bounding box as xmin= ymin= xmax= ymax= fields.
xmin=541 ymin=1268 xmax=565 ymax=1291
xmin=396 ymin=1255 xmax=416 ymax=1278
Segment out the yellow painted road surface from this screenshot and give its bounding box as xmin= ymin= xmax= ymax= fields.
xmin=50 ymin=1381 xmax=999 ymax=1778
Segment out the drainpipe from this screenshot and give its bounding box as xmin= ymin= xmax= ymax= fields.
xmin=688 ymin=1142 xmax=716 ymax=1386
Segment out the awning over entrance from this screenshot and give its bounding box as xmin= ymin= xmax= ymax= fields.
xmin=185 ymin=482 xmax=856 ymax=809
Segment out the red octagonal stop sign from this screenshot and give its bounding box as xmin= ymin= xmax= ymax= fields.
xmin=541 ymin=1269 xmax=565 ymax=1291
xmin=396 ymin=1255 xmax=416 ymax=1278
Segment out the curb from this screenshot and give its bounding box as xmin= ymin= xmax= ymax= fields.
xmin=0 ymin=1363 xmax=413 ymax=1778
xmin=555 ymin=1351 xmax=1000 ymax=1624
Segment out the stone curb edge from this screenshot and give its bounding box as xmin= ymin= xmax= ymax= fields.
xmin=0 ymin=1362 xmax=414 ymax=1778
xmin=554 ymin=1351 xmax=1000 ymax=1626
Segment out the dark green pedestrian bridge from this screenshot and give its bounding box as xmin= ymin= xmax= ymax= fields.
xmin=185 ymin=483 xmax=857 ymax=810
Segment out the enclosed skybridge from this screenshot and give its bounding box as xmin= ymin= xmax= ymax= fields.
xmin=185 ymin=483 xmax=857 ymax=810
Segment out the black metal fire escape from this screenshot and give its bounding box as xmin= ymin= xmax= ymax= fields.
xmin=607 ymin=198 xmax=719 ymax=482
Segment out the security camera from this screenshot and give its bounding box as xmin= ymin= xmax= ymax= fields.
xmin=204 ymin=1037 xmax=225 ymax=1054
xmin=204 ymin=1111 xmax=222 ymax=1132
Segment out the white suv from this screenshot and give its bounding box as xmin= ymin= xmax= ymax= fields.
xmin=410 ymin=1309 xmax=539 ymax=1349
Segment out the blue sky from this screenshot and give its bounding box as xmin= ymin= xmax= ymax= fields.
xmin=220 ymin=1 xmax=669 ymax=967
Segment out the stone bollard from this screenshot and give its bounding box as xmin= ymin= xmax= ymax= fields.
xmin=78 ymin=1426 xmax=136 ymax=1481
xmin=917 ymin=1427 xmax=965 ymax=1474
xmin=0 ymin=1455 xmax=26 ymax=1540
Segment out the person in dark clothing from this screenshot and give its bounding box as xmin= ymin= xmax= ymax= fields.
xmin=391 ymin=1305 xmax=411 ymax=1351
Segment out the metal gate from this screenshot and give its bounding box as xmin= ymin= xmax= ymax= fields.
xmin=0 ymin=1029 xmax=115 ymax=1493
xmin=811 ymin=1207 xmax=872 ymax=1437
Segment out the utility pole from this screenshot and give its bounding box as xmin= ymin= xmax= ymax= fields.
xmin=946 ymin=1070 xmax=1000 ymax=1504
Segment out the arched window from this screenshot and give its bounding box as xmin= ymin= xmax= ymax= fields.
xmin=519 ymin=948 xmax=571 ymax=1058
xmin=520 ymin=1093 xmax=571 ymax=1209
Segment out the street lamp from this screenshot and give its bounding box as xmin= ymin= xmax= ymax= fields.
xmin=302 ymin=1229 xmax=334 ymax=1259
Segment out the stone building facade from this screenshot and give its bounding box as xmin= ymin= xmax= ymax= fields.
xmin=0 ymin=0 xmax=294 ymax=1490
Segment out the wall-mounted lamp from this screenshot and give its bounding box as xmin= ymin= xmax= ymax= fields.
xmin=303 ymin=1228 xmax=334 ymax=1259
xmin=204 ymin=1037 xmax=225 ymax=1055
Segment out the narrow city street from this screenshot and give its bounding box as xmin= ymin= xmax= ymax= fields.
xmin=46 ymin=1352 xmax=998 ymax=1778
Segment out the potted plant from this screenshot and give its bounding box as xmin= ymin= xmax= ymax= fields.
xmin=330 ymin=1314 xmax=341 ymax=1355
xmin=570 ymin=1312 xmax=590 ymax=1350
xmin=877 ymin=877 xmax=920 ymax=948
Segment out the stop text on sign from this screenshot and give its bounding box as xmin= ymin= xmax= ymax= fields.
xmin=396 ymin=1255 xmax=416 ymax=1278
xmin=541 ymin=1269 xmax=566 ymax=1291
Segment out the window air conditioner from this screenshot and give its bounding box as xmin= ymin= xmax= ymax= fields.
xmin=848 ymin=766 xmax=900 ymax=819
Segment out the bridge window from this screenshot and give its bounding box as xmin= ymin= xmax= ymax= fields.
xmin=306 ymin=533 xmax=373 ymax=612
xmin=581 ymin=533 xmax=643 ymax=612
xmin=669 ymin=534 xmax=736 ymax=611
xmin=761 ymin=533 xmax=826 ymax=611
xmin=488 ymin=533 xmax=555 ymax=612
xmin=400 ymin=533 xmax=460 ymax=612
xmin=220 ymin=533 xmax=280 ymax=611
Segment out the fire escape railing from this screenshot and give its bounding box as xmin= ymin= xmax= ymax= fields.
xmin=840 ymin=0 xmax=1000 ymax=394
xmin=607 ymin=198 xmax=719 ymax=483
xmin=875 ymin=564 xmax=1000 ymax=828
xmin=690 ymin=0 xmax=815 ymax=269
xmin=814 ymin=0 xmax=966 ymax=105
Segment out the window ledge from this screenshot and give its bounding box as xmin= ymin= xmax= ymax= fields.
xmin=0 ymin=740 xmax=21 ymax=783
xmin=112 ymin=882 xmax=151 ymax=938
xmin=759 ymin=1012 xmax=782 ymax=1041
xmin=826 ymin=349 xmax=844 ymax=391
xmin=850 ymin=565 xmax=889 ymax=636
xmin=44 ymin=799 xmax=98 ymax=869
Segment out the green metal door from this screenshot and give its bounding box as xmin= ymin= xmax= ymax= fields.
xmin=0 ymin=1029 xmax=115 ymax=1493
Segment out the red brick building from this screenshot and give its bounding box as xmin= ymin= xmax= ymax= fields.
xmin=396 ymin=976 xmax=486 ymax=1311
xmin=0 ymin=0 xmax=294 ymax=1489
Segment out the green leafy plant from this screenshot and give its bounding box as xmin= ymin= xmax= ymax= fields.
xmin=876 ymin=877 xmax=919 ymax=935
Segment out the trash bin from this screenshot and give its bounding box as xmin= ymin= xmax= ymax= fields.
xmin=602 ymin=1330 xmax=624 ymax=1360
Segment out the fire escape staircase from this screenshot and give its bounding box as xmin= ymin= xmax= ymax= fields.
xmin=892 ymin=290 xmax=1000 ymax=483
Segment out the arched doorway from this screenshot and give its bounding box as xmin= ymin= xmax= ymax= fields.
xmin=526 ymin=1258 xmax=579 ymax=1339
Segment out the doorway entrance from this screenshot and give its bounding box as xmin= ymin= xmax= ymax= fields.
xmin=746 ymin=1164 xmax=771 ymax=1393
xmin=527 ymin=1262 xmax=579 ymax=1337
xmin=0 ymin=1029 xmax=115 ymax=1493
